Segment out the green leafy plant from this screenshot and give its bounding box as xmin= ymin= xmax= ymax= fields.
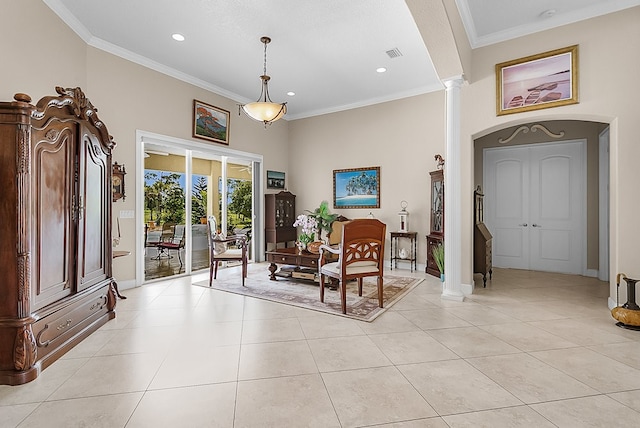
xmin=432 ymin=242 xmax=444 ymax=274
xmin=306 ymin=200 xmax=338 ymax=239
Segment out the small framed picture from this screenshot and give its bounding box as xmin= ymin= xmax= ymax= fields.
xmin=193 ymin=99 xmax=230 ymax=145
xmin=267 ymin=170 xmax=285 ymax=189
xmin=496 ymin=45 xmax=578 ymax=116
xmin=333 ymin=166 xmax=380 ymax=209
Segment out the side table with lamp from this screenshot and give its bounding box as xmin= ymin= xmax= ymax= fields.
xmin=390 ymin=201 xmax=417 ymax=272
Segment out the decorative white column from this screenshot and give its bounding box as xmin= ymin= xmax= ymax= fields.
xmin=442 ymin=76 xmax=465 ymax=301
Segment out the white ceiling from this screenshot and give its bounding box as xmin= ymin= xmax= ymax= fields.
xmin=44 ymin=0 xmax=639 ymax=120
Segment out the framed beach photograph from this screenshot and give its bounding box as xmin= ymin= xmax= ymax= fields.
xmin=267 ymin=170 xmax=285 ymax=189
xmin=333 ymin=166 xmax=380 ymax=209
xmin=193 ymin=99 xmax=230 ymax=145
xmin=496 ymin=45 xmax=578 ymax=116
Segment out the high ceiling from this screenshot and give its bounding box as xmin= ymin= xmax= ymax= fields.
xmin=44 ymin=0 xmax=639 ymax=120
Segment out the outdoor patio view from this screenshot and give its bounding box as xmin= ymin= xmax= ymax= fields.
xmin=143 ymin=152 xmax=252 ymax=281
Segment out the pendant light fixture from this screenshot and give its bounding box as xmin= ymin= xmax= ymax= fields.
xmin=239 ymin=36 xmax=287 ymax=126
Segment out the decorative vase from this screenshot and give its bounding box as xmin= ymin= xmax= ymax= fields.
xmin=399 ymin=248 xmax=408 ymax=259
xmin=297 ymin=241 xmax=307 ymax=254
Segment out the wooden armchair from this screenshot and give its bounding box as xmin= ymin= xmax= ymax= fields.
xmin=207 ymin=216 xmax=248 ymax=286
xmin=318 ymin=219 xmax=386 ymax=314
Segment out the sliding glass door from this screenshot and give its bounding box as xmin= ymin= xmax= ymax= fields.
xmin=142 ymin=138 xmax=259 ymax=282
xmin=144 ymin=146 xmax=187 ymax=281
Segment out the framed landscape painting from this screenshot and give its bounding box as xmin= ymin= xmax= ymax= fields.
xmin=333 ymin=166 xmax=380 ymax=209
xmin=496 ymin=45 xmax=578 ymax=116
xmin=193 ymin=99 xmax=230 ymax=145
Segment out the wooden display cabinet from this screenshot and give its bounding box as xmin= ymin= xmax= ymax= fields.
xmin=426 ymin=170 xmax=444 ymax=277
xmin=265 ymin=191 xmax=296 ymax=248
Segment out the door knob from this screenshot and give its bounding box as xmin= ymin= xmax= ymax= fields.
xmin=518 ymin=223 xmax=528 ymax=227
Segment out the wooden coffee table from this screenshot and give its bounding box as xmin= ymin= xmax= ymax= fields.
xmin=265 ymin=247 xmax=319 ymax=281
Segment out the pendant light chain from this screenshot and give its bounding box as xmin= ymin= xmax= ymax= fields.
xmin=263 ymin=38 xmax=268 ymax=77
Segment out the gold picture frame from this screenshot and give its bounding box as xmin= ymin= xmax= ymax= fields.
xmin=496 ymin=45 xmax=578 ymax=116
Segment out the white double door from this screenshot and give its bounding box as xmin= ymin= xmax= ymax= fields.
xmin=484 ymin=140 xmax=586 ymax=274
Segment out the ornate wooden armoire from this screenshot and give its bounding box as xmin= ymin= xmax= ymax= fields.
xmin=0 ymin=87 xmax=117 ymax=385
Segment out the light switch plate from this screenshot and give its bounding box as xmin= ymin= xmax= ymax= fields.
xmin=119 ymin=210 xmax=135 ymax=218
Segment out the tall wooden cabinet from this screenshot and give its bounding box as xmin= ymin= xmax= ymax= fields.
xmin=0 ymin=87 xmax=116 ymax=385
xmin=426 ymin=170 xmax=444 ymax=277
xmin=265 ymin=191 xmax=296 ymax=248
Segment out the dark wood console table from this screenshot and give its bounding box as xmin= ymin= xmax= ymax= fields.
xmin=266 ymin=247 xmax=319 ymax=280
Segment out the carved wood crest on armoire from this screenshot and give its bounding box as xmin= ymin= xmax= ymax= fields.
xmin=0 ymin=87 xmax=117 ymax=385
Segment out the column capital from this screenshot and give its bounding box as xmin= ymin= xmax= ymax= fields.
xmin=442 ymin=75 xmax=465 ymax=89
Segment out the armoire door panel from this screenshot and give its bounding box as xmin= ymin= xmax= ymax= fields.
xmin=31 ymin=126 xmax=75 ymax=310
xmin=77 ymin=131 xmax=108 ymax=291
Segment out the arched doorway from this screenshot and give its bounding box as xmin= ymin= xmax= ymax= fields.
xmin=473 ymin=119 xmax=609 ymax=281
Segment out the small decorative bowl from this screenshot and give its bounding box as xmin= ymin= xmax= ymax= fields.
xmin=306 ymin=241 xmax=324 ymax=254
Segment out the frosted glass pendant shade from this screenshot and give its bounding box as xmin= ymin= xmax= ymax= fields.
xmin=242 ymin=102 xmax=287 ymax=124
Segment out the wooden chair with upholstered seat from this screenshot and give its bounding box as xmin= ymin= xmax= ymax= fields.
xmin=207 ymin=215 xmax=248 ymax=286
xmin=318 ymin=218 xmax=386 ymax=314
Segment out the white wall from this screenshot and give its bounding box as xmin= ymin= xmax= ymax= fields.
xmin=288 ymin=92 xmax=446 ymax=269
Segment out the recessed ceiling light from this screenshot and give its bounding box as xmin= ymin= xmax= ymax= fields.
xmin=376 ymin=67 xmax=387 ymax=73
xmin=172 ymin=33 xmax=185 ymax=42
xmin=287 ymin=91 xmax=295 ymax=96
xmin=540 ymin=9 xmax=556 ymax=18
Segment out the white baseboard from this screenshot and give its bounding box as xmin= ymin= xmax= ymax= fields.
xmin=585 ymin=269 xmax=598 ymax=278
xmin=114 ymin=279 xmax=136 ymax=291
xmin=608 ymin=297 xmax=618 ymax=310
xmin=461 ymin=282 xmax=474 ymax=295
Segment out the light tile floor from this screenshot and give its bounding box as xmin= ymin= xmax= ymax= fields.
xmin=2 ymin=265 xmax=640 ymax=427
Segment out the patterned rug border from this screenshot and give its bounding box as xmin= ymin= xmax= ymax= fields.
xmin=194 ymin=272 xmax=423 ymax=322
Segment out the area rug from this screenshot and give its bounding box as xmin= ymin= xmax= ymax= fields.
xmin=193 ymin=266 xmax=423 ymax=322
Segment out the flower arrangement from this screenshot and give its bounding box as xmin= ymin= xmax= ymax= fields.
xmin=293 ymin=214 xmax=318 ymax=245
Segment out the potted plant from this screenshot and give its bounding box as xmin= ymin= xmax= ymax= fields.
xmin=306 ymin=200 xmax=338 ymax=242
xmin=432 ymin=242 xmax=445 ymax=282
